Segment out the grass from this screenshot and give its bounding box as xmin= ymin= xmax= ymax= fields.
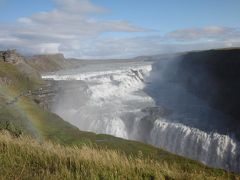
xmin=0 ymin=131 xmax=239 ymax=180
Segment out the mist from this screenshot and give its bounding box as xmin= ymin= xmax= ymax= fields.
xmin=43 ymin=53 xmax=240 ymax=172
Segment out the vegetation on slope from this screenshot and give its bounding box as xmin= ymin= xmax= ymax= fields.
xmin=0 ymin=131 xmax=238 ymax=180
xmin=0 ymin=60 xmax=44 ymax=137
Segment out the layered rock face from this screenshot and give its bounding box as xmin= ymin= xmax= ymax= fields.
xmin=153 ymin=49 xmax=240 ymax=138
xmin=0 ymin=50 xmax=24 ymax=63
xmin=0 ymin=50 xmax=40 ymax=79
xmin=180 ymin=50 xmax=240 ymax=126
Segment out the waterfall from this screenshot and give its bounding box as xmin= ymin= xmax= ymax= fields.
xmin=43 ymin=60 xmax=240 ymax=173
xmin=149 ymin=119 xmax=240 ymax=172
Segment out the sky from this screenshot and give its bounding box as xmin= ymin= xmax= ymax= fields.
xmin=0 ymin=0 xmax=239 ymax=59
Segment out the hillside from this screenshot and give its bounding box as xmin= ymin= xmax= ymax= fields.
xmin=1 ymin=131 xmax=238 ymax=179
xmin=0 ymin=50 xmax=239 ymax=178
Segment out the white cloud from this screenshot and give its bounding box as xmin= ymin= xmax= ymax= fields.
xmin=18 ymin=17 xmax=32 ymax=24
xmin=0 ymin=0 xmax=239 ymax=58
xmin=57 ymin=35 xmax=240 ymax=59
xmin=0 ymin=0 xmax=147 ymax=56
xmin=166 ymin=26 xmax=240 ymax=41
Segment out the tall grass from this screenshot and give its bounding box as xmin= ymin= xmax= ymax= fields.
xmin=0 ymin=131 xmax=238 ymax=180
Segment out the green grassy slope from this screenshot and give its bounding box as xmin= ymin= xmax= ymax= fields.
xmin=1 ymin=131 xmax=238 ymax=180
xmin=0 ymin=57 xmax=239 ymax=178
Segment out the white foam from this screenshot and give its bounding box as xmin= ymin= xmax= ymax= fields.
xmin=149 ymin=119 xmax=240 ymax=172
xmin=42 ymin=65 xmax=152 ymax=81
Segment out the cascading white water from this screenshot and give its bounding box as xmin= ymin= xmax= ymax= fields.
xmin=149 ymin=119 xmax=240 ymax=172
xmin=42 ymin=60 xmax=240 ymax=173
xmin=44 ymin=62 xmax=154 ymax=139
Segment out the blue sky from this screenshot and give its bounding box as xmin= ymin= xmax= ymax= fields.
xmin=92 ymin=0 xmax=240 ymax=32
xmin=0 ymin=0 xmax=239 ymax=58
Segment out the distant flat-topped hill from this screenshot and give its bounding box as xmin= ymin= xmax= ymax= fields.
xmin=26 ymin=53 xmax=78 ymax=73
